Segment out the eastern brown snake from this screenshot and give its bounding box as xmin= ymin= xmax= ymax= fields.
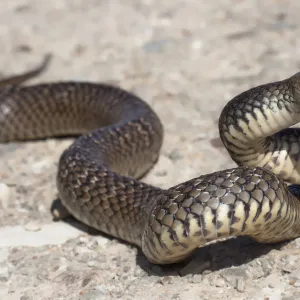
xmin=1 ymin=56 xmax=300 ymax=264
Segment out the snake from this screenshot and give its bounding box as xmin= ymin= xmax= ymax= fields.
xmin=1 ymin=55 xmax=300 ymax=265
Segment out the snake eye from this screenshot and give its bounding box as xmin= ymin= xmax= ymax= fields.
xmin=288 ymin=184 xmax=300 ymax=198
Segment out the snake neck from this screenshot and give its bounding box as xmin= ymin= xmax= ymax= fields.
xmin=219 ymin=75 xmax=300 ymax=183
xmin=142 ymin=167 xmax=300 ymax=264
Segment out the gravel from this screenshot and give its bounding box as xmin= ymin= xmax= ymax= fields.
xmin=1 ymin=0 xmax=300 ymax=299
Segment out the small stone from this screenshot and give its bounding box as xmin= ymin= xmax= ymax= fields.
xmin=159 ymin=276 xmax=173 ymax=285
xmin=79 ymin=236 xmax=90 ymax=245
xmin=24 ymin=221 xmax=41 ymax=232
xmin=81 ymin=275 xmax=93 ymax=287
xmin=236 ymin=278 xmax=246 ymax=292
xmin=0 ymin=265 xmax=9 ymax=281
xmin=282 ymin=267 xmax=293 ymax=274
xmin=87 ymin=260 xmax=98 ymax=267
xmin=289 ymin=270 xmax=300 ymax=280
xmin=74 ymin=246 xmax=93 ymax=255
xmin=214 ymin=278 xmax=226 ymax=287
xmin=260 ymin=258 xmax=273 ymax=276
xmin=15 ymin=44 xmax=32 ymax=53
xmin=155 ymin=170 xmax=168 ymax=177
xmin=94 ymin=236 xmax=108 ymax=247
xmin=48 ymin=260 xmax=68 ymax=281
xmin=14 ymin=4 xmax=30 ymax=12
xmin=281 ymin=255 xmax=298 ymax=273
xmin=220 ymin=266 xmax=249 ymax=286
xmin=179 ymin=257 xmax=211 ymax=276
xmin=134 ymin=267 xmax=146 ymax=277
xmin=0 ymin=248 xmax=9 ymax=264
xmin=202 ymin=269 xmax=212 ymax=275
xmin=31 ymin=159 xmax=51 ymax=174
xmin=171 ymin=293 xmax=180 ymax=300
xmin=294 ymin=281 xmax=300 ymax=287
xmin=72 ymin=44 xmax=87 ymax=56
xmin=0 ymin=183 xmax=11 ymax=209
xmin=192 ymin=40 xmax=203 ymax=50
xmin=289 ymin=279 xmax=296 ymax=286
xmin=123 ymin=266 xmax=130 ymax=273
xmin=191 ymin=274 xmax=203 ymax=283
xmin=168 ymin=148 xmax=183 ymax=161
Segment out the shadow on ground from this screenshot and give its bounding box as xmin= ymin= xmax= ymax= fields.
xmin=51 ymin=199 xmax=285 ymax=276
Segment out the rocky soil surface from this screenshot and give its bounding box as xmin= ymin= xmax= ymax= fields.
xmin=1 ymin=0 xmax=300 ymax=299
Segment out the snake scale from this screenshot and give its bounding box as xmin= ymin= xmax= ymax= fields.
xmin=1 ymin=56 xmax=300 ymax=264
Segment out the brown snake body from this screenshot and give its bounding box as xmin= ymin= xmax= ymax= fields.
xmin=1 ymin=56 xmax=300 ymax=264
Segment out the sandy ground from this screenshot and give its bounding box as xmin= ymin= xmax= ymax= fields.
xmin=1 ymin=0 xmax=300 ymax=299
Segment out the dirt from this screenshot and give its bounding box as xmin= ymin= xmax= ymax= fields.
xmin=1 ymin=0 xmax=300 ymax=299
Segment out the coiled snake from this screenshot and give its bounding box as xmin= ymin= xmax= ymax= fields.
xmin=1 ymin=55 xmax=300 ymax=264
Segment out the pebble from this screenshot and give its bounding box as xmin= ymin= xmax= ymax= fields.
xmin=220 ymin=266 xmax=249 ymax=287
xmin=0 ymin=265 xmax=9 ymax=281
xmin=31 ymin=159 xmax=52 ymax=174
xmin=81 ymin=274 xmax=93 ymax=287
xmin=289 ymin=270 xmax=300 ymax=281
xmin=281 ymin=255 xmax=298 ymax=273
xmin=0 ymin=183 xmax=11 ymax=209
xmin=134 ymin=266 xmax=146 ymax=277
xmin=214 ymin=278 xmax=226 ymax=287
xmin=79 ymin=236 xmax=90 ymax=244
xmin=93 ymin=236 xmax=109 ymax=247
xmin=74 ymin=246 xmax=93 ymax=255
xmin=294 ymin=281 xmax=300 ymax=287
xmin=168 ymin=148 xmax=183 ymax=161
xmin=260 ymin=258 xmax=273 ymax=277
xmin=0 ymin=248 xmax=9 ymax=264
xmin=24 ymin=221 xmax=42 ymax=232
xmin=236 ymin=278 xmax=246 ymax=292
xmin=48 ymin=260 xmax=68 ymax=280
xmin=155 ymin=170 xmax=168 ymax=177
xmin=158 ymin=276 xmax=173 ymax=285
xmin=87 ymin=260 xmax=99 ymax=267
xmin=191 ymin=274 xmax=203 ymax=283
